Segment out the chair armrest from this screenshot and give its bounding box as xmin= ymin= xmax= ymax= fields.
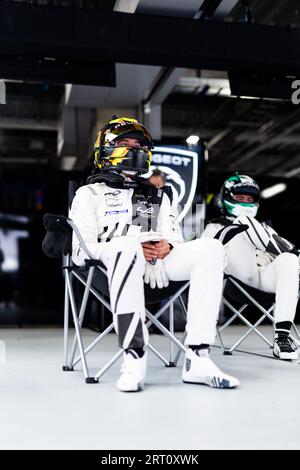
xmin=85 ymin=259 xmax=106 ymax=270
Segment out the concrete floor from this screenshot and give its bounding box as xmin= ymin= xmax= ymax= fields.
xmin=0 ymin=325 xmax=300 ymax=450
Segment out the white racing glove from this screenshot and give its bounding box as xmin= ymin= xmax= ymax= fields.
xmin=256 ymin=249 xmax=276 ymax=268
xmin=144 ymin=259 xmax=169 ymax=289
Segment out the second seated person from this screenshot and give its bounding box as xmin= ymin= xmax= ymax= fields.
xmin=202 ymin=173 xmax=299 ymax=361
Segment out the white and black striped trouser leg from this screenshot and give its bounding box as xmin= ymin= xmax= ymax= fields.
xmin=100 ymin=237 xmax=147 ymax=350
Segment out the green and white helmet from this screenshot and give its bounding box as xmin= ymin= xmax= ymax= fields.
xmin=220 ymin=173 xmax=260 ymax=218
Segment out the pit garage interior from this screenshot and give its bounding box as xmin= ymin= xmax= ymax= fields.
xmin=1 ymin=0 xmax=300 ymax=450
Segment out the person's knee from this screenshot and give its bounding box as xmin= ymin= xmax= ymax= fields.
xmin=120 ymin=236 xmax=142 ymax=252
xmin=276 ymin=252 xmax=299 ymax=272
xmin=110 ymin=236 xmax=143 ymax=256
xmin=203 ymin=238 xmax=224 ymax=254
xmin=120 ymin=237 xmax=144 ymax=266
xmin=106 ymin=237 xmax=144 ymax=271
xmin=195 ymin=238 xmax=225 ymax=263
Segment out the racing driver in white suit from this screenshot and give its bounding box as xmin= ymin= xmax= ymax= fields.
xmin=71 ymin=116 xmax=240 ymax=391
xmin=202 ymin=174 xmax=299 ymax=360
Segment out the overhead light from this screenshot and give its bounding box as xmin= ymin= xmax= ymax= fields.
xmin=261 ymin=183 xmax=287 ymax=199
xmin=186 ymin=135 xmax=199 ymax=145
xmin=114 ymin=0 xmax=139 ymax=13
xmin=144 ymin=102 xmax=151 ymax=114
xmin=0 ymin=79 xmax=6 ymax=104
xmin=218 ymin=87 xmax=231 ymax=96
xmin=231 ymin=95 xmax=260 ymax=100
xmin=284 ymin=167 xmax=300 ymax=178
xmin=204 ymin=147 xmax=209 ymax=161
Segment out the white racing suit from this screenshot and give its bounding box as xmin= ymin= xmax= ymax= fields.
xmin=202 ymin=215 xmax=299 ymax=323
xmin=71 ymin=174 xmax=225 ymax=350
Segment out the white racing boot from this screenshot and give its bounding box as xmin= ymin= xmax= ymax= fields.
xmin=117 ymin=350 xmax=147 ymax=392
xmin=182 ymin=348 xmax=240 ymax=389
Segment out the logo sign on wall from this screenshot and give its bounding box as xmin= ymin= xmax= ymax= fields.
xmin=144 ymin=146 xmax=198 ymax=222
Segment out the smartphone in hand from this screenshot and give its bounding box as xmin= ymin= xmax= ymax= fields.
xmin=149 ymin=241 xmax=158 ymax=265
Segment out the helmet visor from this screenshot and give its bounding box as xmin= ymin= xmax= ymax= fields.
xmin=231 ymin=185 xmax=260 ymax=202
xmin=101 ymin=147 xmax=152 ymax=173
xmin=107 ymin=123 xmax=153 ymax=148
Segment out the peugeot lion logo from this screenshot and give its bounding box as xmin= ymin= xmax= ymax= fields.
xmin=144 ymin=147 xmax=198 ymax=222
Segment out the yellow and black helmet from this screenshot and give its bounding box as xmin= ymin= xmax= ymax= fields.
xmin=94 ymin=116 xmax=153 ymax=173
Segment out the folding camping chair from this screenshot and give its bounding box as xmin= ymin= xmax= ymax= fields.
xmin=43 ymin=187 xmax=189 ymax=383
xmin=217 ymin=274 xmax=300 ymax=356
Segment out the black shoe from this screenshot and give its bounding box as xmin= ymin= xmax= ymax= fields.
xmin=273 ymin=336 xmax=298 ymax=360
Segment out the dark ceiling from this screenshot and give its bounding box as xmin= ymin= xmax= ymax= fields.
xmin=164 ymin=92 xmax=300 ymax=177
xmin=1 ymin=0 xmax=300 ymax=179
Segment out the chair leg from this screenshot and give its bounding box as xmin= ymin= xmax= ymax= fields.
xmin=66 ymin=270 xmax=139 ymax=382
xmin=228 ymin=314 xmax=272 ymax=352
xmin=144 ymin=287 xmax=189 ymax=364
xmin=223 ymin=298 xmax=273 ymax=352
xmin=171 ymin=296 xmax=188 ymax=366
xmin=94 ymin=342 xmax=173 ymax=381
xmin=147 ymin=343 xmax=171 ymax=367
xmin=217 ymin=302 xmax=246 ymax=354
xmin=178 ymin=295 xmax=187 ymax=321
xmin=173 ymin=332 xmax=187 ymax=365
xmin=291 ymin=322 xmax=300 ymax=346
xmin=216 ymin=327 xmax=226 ymax=354
xmin=68 ymin=267 xmax=95 ymax=368
xmin=219 ymin=304 xmax=247 ymax=332
xmin=65 ymin=272 xmax=190 ymax=380
xmin=145 ymin=309 xmax=186 ymax=353
xmin=145 ymin=282 xmax=189 ymax=329
xmin=169 ymin=303 xmax=175 ymax=364
xmin=62 ymin=257 xmax=71 ymax=370
xmin=65 ymin=271 xmax=95 ymax=382
xmin=95 ymin=349 xmax=124 ymax=381
xmin=72 ymin=322 xmax=115 ymax=368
